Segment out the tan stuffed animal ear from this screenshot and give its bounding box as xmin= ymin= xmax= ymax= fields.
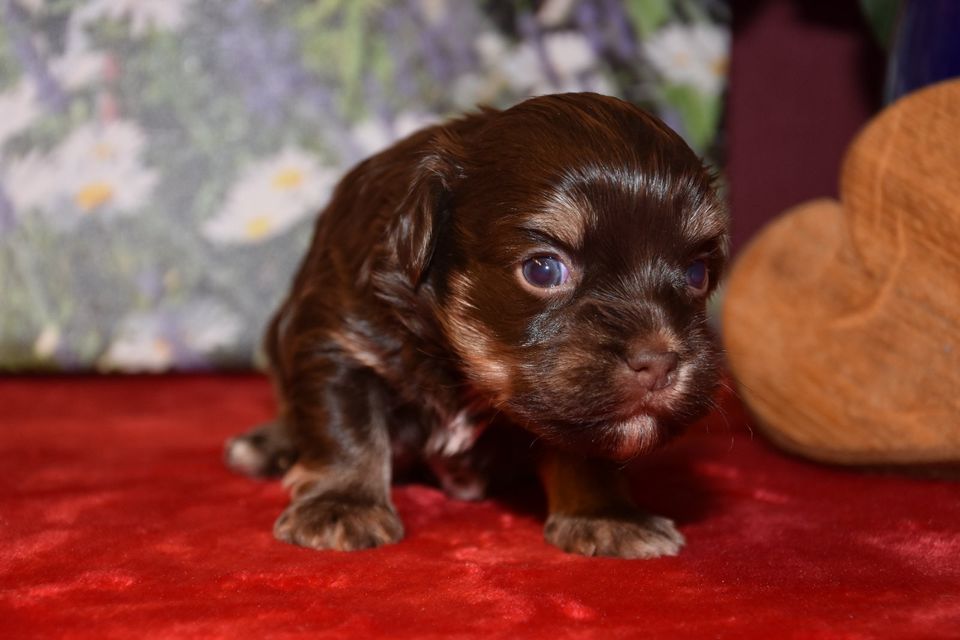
xmin=722 ymin=78 xmax=960 ymax=465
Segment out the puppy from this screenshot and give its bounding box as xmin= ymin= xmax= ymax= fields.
xmin=225 ymin=93 xmax=728 ymax=558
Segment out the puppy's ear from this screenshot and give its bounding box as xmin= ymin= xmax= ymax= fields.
xmin=390 ymin=130 xmax=464 ymax=287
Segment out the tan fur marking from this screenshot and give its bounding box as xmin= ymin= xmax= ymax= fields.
xmin=683 ymin=201 xmax=728 ymax=244
xmin=282 ymin=463 xmax=332 ymax=499
xmin=534 ymin=190 xmax=591 ymax=250
xmin=426 ymin=409 xmax=486 ymax=457
xmin=442 ymin=272 xmax=513 ymax=400
xmin=330 ymin=328 xmax=388 ymax=377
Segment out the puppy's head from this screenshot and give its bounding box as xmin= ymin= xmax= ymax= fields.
xmin=393 ymin=93 xmax=728 ymax=460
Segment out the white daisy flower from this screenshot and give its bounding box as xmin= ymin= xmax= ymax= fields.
xmin=203 ymin=148 xmax=338 ymax=245
xmin=98 ymin=312 xmax=174 ymax=372
xmin=0 ymin=81 xmax=39 ymax=148
xmin=418 ymin=0 xmax=449 ymax=26
xmin=52 ymin=120 xmax=159 ymax=217
xmin=75 ymin=0 xmax=195 ymax=37
xmin=455 ymin=33 xmax=518 ymax=107
xmin=14 ymin=0 xmax=43 ymax=14
xmin=475 ymin=32 xmax=509 ymax=67
xmin=451 ymin=72 xmax=499 ymax=110
xmin=496 ymin=31 xmax=598 ymax=96
xmin=6 ymin=120 xmax=159 ymax=223
xmin=98 ymin=300 xmax=243 ymax=372
xmin=180 ymin=299 xmax=244 ymax=354
xmin=537 ymin=0 xmax=577 ymax=27
xmin=351 ymin=112 xmax=438 ymax=157
xmin=4 ymin=151 xmax=52 ymax=213
xmin=55 ymin=120 xmax=147 ymax=172
xmin=499 ymin=42 xmax=542 ymax=93
xmin=542 ymin=31 xmax=596 ymax=78
xmin=33 ymin=325 xmax=61 ymax=360
xmin=642 ymin=23 xmax=730 ymax=96
xmin=49 ymin=47 xmax=107 ymax=91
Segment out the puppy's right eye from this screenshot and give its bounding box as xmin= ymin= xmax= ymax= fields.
xmin=521 ymin=256 xmax=569 ymax=289
xmin=685 ymin=259 xmax=709 ymax=293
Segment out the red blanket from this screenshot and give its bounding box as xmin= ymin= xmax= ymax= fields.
xmin=2 ymin=375 xmax=958 ymax=638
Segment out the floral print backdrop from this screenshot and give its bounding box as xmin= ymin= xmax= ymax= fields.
xmin=0 ymin=0 xmax=730 ymax=372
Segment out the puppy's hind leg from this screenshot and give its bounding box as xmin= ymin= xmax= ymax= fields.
xmin=224 ymin=421 xmax=298 ymax=478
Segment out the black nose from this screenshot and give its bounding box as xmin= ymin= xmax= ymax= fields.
xmin=626 ymin=350 xmax=679 ymax=391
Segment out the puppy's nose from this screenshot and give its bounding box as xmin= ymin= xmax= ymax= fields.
xmin=626 ymin=350 xmax=679 ymax=391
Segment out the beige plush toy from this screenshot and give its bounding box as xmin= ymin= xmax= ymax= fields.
xmin=722 ymin=79 xmax=960 ymax=464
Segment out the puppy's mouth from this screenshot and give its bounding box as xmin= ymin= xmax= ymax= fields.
xmin=517 ymin=361 xmax=701 ymax=461
xmin=598 ymin=388 xmax=688 ymax=461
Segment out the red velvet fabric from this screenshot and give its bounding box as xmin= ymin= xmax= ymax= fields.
xmin=2 ymin=375 xmax=958 ymax=638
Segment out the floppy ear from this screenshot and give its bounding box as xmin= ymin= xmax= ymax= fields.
xmin=389 ymin=130 xmax=465 ymax=288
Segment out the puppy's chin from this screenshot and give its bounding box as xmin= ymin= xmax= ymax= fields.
xmin=539 ymin=413 xmax=676 ymax=462
xmin=601 ymin=414 xmax=667 ymax=461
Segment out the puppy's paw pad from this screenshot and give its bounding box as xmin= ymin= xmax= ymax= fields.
xmin=273 ymin=496 xmax=404 ymax=551
xmin=544 ymin=511 xmax=684 ymax=559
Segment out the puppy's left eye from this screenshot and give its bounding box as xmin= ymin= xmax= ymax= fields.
xmin=521 ymin=255 xmax=569 ymax=289
xmin=685 ymin=259 xmax=709 ymax=293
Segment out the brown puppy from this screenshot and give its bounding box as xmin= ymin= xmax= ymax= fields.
xmin=225 ymin=93 xmax=728 ymax=558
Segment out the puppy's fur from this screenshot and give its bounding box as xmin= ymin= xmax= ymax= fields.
xmin=225 ymin=93 xmax=728 ymax=558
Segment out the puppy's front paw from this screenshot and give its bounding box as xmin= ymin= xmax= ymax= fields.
xmin=544 ymin=510 xmax=685 ymax=559
xmin=274 ymin=495 xmax=404 ymax=551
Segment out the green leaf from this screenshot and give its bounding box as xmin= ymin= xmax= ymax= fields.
xmin=0 ymin=21 xmax=22 ymax=87
xmin=662 ymin=84 xmax=721 ymax=153
xmin=625 ymin=0 xmax=672 ymax=38
xmin=293 ymin=0 xmax=391 ymax=117
xmin=860 ymin=0 xmax=902 ymax=49
xmin=338 ymin=1 xmax=367 ymax=114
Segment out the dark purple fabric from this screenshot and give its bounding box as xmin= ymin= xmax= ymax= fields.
xmin=887 ymin=0 xmax=960 ymax=101
xmin=727 ymin=0 xmax=886 ymax=251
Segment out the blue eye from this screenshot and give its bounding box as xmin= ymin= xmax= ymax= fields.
xmin=686 ymin=259 xmax=709 ymax=292
xmin=522 ymin=256 xmax=569 ymax=288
